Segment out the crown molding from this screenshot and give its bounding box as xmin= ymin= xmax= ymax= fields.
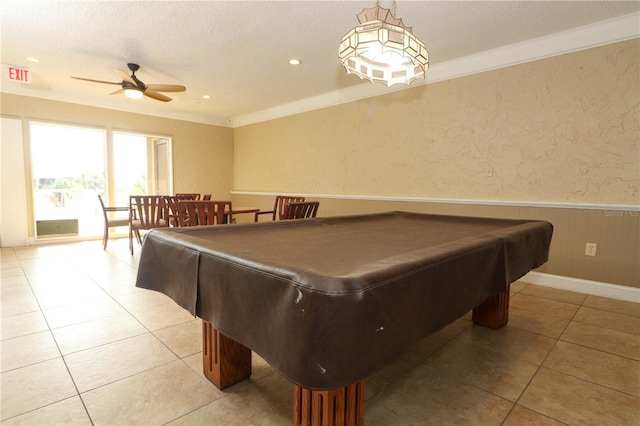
xmin=232 ymin=12 xmax=640 ymax=128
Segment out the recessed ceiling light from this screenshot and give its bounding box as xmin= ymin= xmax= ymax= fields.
xmin=26 ymin=57 xmax=39 ymax=63
xmin=289 ymin=59 xmax=302 ymax=65
xmin=202 ymin=95 xmax=211 ymax=100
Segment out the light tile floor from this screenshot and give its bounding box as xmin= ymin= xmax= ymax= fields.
xmin=1 ymin=239 xmax=639 ymax=425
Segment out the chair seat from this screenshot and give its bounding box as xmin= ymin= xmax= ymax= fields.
xmin=108 ymin=218 xmax=130 ymax=227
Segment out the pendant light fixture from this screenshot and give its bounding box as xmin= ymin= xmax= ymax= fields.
xmin=339 ymin=1 xmax=429 ymax=87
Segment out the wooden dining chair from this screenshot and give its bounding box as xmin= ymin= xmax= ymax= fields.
xmin=176 ymin=200 xmax=232 ymax=227
xmin=202 ymin=194 xmax=212 ymax=200
xmin=254 ymin=195 xmax=305 ymax=222
xmin=282 ymin=201 xmax=319 ymax=220
xmin=97 ymin=195 xmax=129 ymax=250
xmin=163 ymin=196 xmax=183 ymax=227
xmin=129 ymin=195 xmax=169 ymax=254
xmin=175 ymin=193 xmax=200 ymax=200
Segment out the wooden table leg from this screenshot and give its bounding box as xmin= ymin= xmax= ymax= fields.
xmin=293 ymin=380 xmax=365 ymax=426
xmin=202 ymin=320 xmax=252 ymax=389
xmin=472 ymin=287 xmax=510 ymax=330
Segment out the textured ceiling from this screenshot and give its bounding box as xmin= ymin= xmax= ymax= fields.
xmin=1 ymin=1 xmax=639 ymax=126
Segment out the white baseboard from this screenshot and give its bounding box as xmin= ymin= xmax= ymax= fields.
xmin=26 ymin=235 xmax=103 ymax=246
xmin=0 ymin=237 xmax=30 ymax=248
xmin=522 ymin=272 xmax=639 ymax=303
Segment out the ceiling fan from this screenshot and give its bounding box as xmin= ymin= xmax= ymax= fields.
xmin=71 ymin=63 xmax=186 ymax=102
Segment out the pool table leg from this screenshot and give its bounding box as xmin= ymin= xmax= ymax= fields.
xmin=472 ymin=288 xmax=510 ymax=330
xmin=202 ymin=320 xmax=252 ymax=389
xmin=293 ymin=380 xmax=365 ymax=426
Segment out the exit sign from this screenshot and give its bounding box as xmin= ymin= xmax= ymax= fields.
xmin=3 ymin=64 xmax=32 ymax=84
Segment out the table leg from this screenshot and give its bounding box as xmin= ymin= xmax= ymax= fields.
xmin=293 ymin=381 xmax=365 ymax=426
xmin=202 ymin=320 xmax=252 ymax=389
xmin=472 ymin=288 xmax=510 ymax=330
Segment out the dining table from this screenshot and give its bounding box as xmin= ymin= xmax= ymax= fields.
xmin=224 ymin=206 xmax=259 ymax=223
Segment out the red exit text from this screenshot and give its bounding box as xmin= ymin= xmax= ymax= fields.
xmin=3 ymin=65 xmax=32 ymax=84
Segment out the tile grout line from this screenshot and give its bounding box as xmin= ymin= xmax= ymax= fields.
xmin=505 ymin=290 xmax=594 ymax=423
xmin=3 ymin=242 xmax=638 ymax=424
xmin=5 ymin=247 xmax=97 ymax=426
xmin=73 ymin=242 xmax=216 ymax=425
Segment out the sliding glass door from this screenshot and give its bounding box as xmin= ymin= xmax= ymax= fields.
xmin=29 ymin=122 xmax=171 ymax=240
xmin=112 ymin=132 xmax=148 ymax=206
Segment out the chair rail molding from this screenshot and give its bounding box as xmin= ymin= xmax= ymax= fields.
xmin=231 ymin=191 xmax=640 ymax=212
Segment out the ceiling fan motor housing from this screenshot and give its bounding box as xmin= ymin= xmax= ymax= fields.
xmin=126 ymin=63 xmax=145 ymax=89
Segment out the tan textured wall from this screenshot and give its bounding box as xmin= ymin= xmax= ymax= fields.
xmin=234 ymin=40 xmax=639 ymax=206
xmin=1 ymin=94 xmax=234 ymax=236
xmin=233 ymin=40 xmax=639 ymax=288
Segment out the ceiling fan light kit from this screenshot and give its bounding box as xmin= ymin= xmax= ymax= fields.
xmin=339 ymin=2 xmax=429 ymax=87
xmin=124 ymin=87 xmax=144 ymax=100
xmin=71 ymin=63 xmax=186 ymax=102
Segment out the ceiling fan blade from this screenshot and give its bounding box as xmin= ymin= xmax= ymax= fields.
xmin=71 ymin=76 xmax=120 ymax=85
xmin=115 ymin=69 xmax=137 ymax=86
xmin=145 ymin=84 xmax=186 ymax=93
xmin=144 ymin=89 xmax=172 ymax=102
xmin=109 ymin=89 xmax=124 ymax=96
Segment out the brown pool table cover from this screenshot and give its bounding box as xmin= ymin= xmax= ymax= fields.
xmin=136 ymin=211 xmax=553 ymax=390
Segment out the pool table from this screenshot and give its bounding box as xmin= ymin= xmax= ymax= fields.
xmin=136 ymin=211 xmax=553 ymax=425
